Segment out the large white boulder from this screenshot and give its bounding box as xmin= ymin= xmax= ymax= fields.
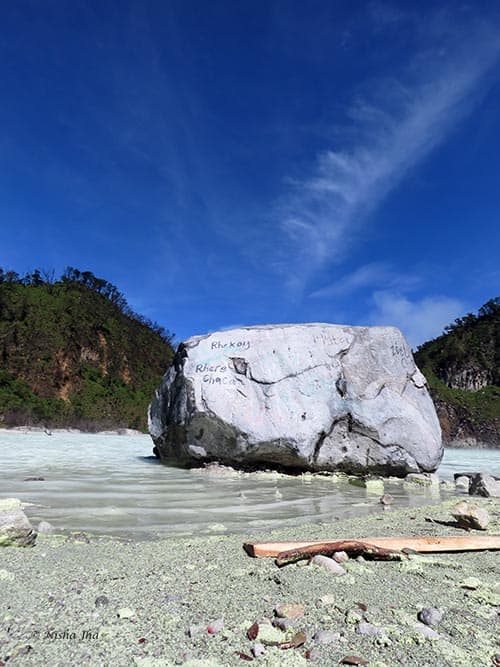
xmin=149 ymin=324 xmax=442 ymax=475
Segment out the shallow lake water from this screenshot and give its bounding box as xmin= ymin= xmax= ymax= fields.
xmin=1 ymin=431 xmax=499 ymax=539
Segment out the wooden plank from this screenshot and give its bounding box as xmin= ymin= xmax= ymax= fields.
xmin=243 ymin=535 xmax=500 ymax=558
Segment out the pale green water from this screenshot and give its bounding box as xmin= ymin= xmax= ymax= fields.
xmin=0 ymin=431 xmax=498 ymax=539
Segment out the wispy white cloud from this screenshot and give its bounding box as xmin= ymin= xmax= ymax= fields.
xmin=309 ymin=261 xmax=422 ymax=300
xmin=310 ymin=262 xmax=392 ymax=299
xmin=369 ymin=290 xmax=466 ymax=348
xmin=278 ymin=17 xmax=500 ymax=292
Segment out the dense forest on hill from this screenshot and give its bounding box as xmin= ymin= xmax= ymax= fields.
xmin=0 ymin=268 xmax=174 ymax=431
xmin=414 ymin=297 xmax=500 ymax=447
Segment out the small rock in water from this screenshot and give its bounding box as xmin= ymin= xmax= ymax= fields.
xmin=311 ymin=555 xmax=346 ymax=575
xmin=349 ymin=477 xmax=385 ymax=493
xmin=454 ymin=475 xmax=470 ymax=491
xmin=355 ymin=621 xmax=382 ymax=636
xmin=417 ymin=607 xmax=443 ymax=627
xmin=274 ymin=602 xmax=305 ymax=619
xmin=451 ymin=501 xmax=490 ymax=530
xmin=333 ymin=551 xmax=349 ymax=563
xmin=38 ymin=521 xmax=54 ymax=534
xmin=404 ymin=473 xmax=439 ymax=487
xmin=379 ymin=493 xmax=394 ymax=506
xmin=468 ymin=473 xmax=500 ymax=498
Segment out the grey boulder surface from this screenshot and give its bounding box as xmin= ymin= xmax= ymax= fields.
xmin=149 ymin=323 xmax=442 ymax=475
xmin=468 ymin=473 xmax=500 ymax=498
xmin=0 ymin=502 xmax=37 ymax=547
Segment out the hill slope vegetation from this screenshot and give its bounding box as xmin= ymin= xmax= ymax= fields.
xmin=414 ymin=297 xmax=500 ymax=447
xmin=0 ymin=268 xmax=174 ymax=431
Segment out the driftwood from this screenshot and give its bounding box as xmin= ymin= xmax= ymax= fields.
xmin=243 ymin=534 xmax=500 ymax=560
xmin=274 ymin=540 xmax=404 ymax=567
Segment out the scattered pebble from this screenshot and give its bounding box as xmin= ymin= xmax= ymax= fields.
xmin=314 ymin=629 xmax=340 ymax=645
xmin=417 ymin=607 xmax=443 ymax=627
xmin=356 ymin=621 xmax=382 ymax=636
xmin=311 ymin=555 xmax=345 ymax=575
xmin=451 ymin=501 xmax=490 ymax=530
xmin=65 ymin=532 xmax=90 ymax=543
xmin=95 ymin=595 xmax=109 ymax=607
xmin=318 ymin=594 xmax=336 ymax=606
xmin=234 ymin=651 xmax=253 ymax=662
xmin=273 ymin=617 xmax=297 ymax=631
xmin=333 ymin=551 xmax=349 ymax=563
xmin=345 ymin=610 xmax=363 ymax=625
xmin=247 ymin=622 xmax=259 ymax=640
xmin=187 ymin=624 xmax=205 ymax=639
xmin=460 ymin=577 xmax=482 ymax=590
xmin=251 ymin=642 xmax=266 ymax=657
xmin=256 ymin=624 xmax=286 ymax=645
xmin=207 ymin=618 xmax=224 ymax=634
xmin=275 ymin=602 xmax=305 ymax=619
xmin=305 ymin=647 xmax=320 ymax=660
xmin=414 ymin=623 xmax=439 ymax=639
xmin=340 ymin=656 xmax=369 ymax=665
xmin=117 ymin=607 xmax=135 ymax=619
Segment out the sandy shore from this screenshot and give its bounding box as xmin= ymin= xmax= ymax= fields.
xmin=1 ymin=498 xmax=499 ymax=667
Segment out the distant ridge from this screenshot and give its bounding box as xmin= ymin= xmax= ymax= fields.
xmin=0 ymin=267 xmax=174 ymax=431
xmin=414 ymin=298 xmax=500 ymax=448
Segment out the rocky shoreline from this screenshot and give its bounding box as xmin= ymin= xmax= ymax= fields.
xmin=0 ymin=426 xmax=144 ymax=436
xmin=1 ymin=497 xmax=499 ymax=666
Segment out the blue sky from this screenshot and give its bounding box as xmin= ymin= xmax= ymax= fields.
xmin=1 ymin=1 xmax=499 ymax=347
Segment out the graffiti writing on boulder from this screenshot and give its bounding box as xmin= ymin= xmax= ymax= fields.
xmin=211 ymin=339 xmax=251 ymax=351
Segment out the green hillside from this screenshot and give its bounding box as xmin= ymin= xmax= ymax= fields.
xmin=414 ymin=298 xmax=500 ymax=447
xmin=0 ymin=268 xmax=174 ymax=431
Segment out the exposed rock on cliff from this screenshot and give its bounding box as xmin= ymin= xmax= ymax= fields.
xmin=0 ymin=268 xmax=174 ymax=430
xmin=149 ymin=324 xmax=442 ymax=475
xmin=414 ymin=297 xmax=500 ymax=448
